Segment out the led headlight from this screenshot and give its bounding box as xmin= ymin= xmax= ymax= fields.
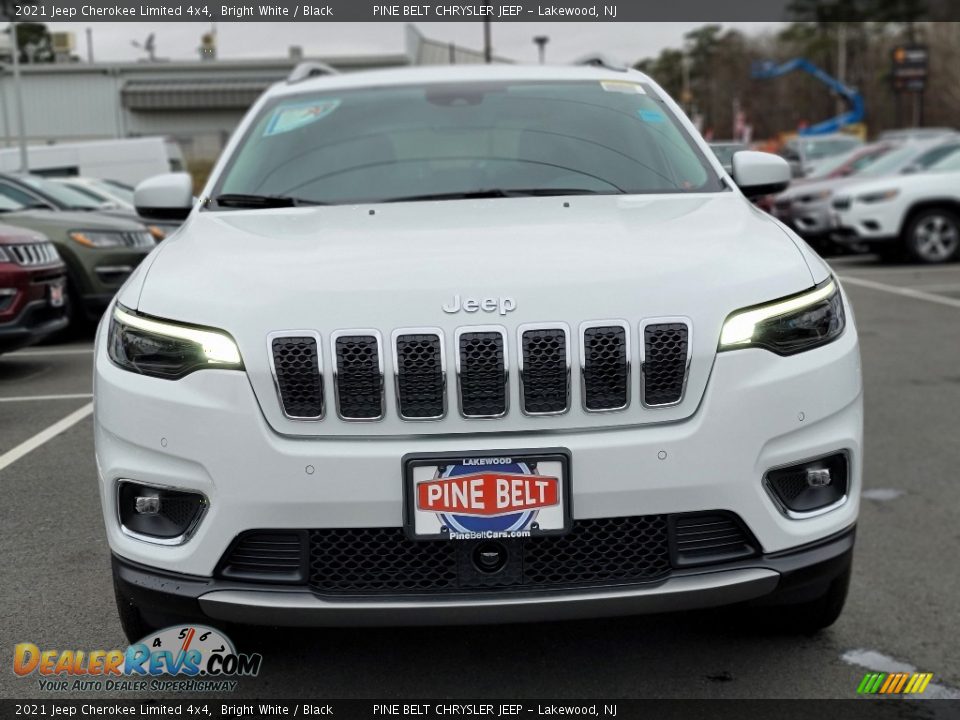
xmin=719 ymin=278 xmax=845 ymax=355
xmin=108 ymin=304 xmax=243 ymax=379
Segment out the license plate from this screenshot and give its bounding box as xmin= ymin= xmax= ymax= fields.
xmin=48 ymin=282 xmax=65 ymax=308
xmin=404 ymin=451 xmax=571 ymax=541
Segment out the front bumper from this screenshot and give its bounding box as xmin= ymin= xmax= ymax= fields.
xmin=0 ymin=298 xmax=68 ymax=352
xmin=113 ymin=526 xmax=855 ymax=626
xmin=832 ymin=203 xmax=903 ymax=243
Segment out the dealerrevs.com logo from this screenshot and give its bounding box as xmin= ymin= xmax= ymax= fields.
xmin=13 ymin=625 xmax=262 ymax=692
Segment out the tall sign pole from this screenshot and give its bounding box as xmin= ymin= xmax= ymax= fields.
xmin=9 ymin=22 xmax=29 ymax=172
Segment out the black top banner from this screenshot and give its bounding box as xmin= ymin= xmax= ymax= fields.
xmin=1 ymin=0 xmax=959 ymax=21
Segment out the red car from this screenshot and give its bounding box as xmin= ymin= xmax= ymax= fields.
xmin=0 ymin=224 xmax=68 ymax=355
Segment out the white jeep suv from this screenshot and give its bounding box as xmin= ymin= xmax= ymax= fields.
xmin=95 ymin=63 xmax=862 ymax=640
xmin=831 ymin=149 xmax=960 ymax=263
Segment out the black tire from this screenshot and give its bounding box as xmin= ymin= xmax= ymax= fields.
xmin=871 ymin=243 xmax=906 ymax=263
xmin=748 ymin=563 xmax=852 ymax=635
xmin=903 ymin=208 xmax=960 ymax=264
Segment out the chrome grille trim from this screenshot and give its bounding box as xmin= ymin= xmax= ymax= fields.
xmin=517 ymin=322 xmax=572 ymax=417
xmin=8 ymin=242 xmax=59 ymax=267
xmin=454 ymin=325 xmax=509 ymax=419
xmin=122 ymin=231 xmax=155 ymax=249
xmin=639 ymin=317 xmax=693 ymax=408
xmin=267 ymin=330 xmax=324 ymax=421
xmin=331 ymin=329 xmax=385 ymax=422
xmin=391 ymin=327 xmax=447 ymax=421
xmin=579 ymin=320 xmax=631 ymax=413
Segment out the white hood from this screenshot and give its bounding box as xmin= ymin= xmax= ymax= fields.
xmin=131 ymin=193 xmax=816 ymax=436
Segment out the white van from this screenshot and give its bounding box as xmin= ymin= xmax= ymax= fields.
xmin=0 ymin=137 xmax=185 ymax=186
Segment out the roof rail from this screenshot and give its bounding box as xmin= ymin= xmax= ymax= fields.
xmin=572 ymin=54 xmax=629 ymax=72
xmin=287 ymin=61 xmax=339 ymax=84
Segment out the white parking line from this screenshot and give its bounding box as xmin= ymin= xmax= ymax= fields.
xmin=8 ymin=347 xmax=94 ymax=357
xmin=0 ymin=393 xmax=93 ymax=403
xmin=0 ymin=402 xmax=93 ymax=474
xmin=839 ymin=275 xmax=960 ymax=309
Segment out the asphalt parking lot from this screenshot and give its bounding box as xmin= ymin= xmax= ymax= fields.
xmin=2 ymin=256 xmax=959 ymax=702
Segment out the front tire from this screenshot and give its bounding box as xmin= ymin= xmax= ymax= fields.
xmin=903 ymin=208 xmax=960 ymax=264
xmin=749 ymin=563 xmax=851 ymax=635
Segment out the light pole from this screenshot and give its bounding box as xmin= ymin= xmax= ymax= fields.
xmin=483 ymin=20 xmax=491 ymax=63
xmin=533 ymin=35 xmax=549 ymax=64
xmin=9 ymin=22 xmax=29 ymax=172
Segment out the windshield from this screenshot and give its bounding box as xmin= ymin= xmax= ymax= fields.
xmin=807 ymin=145 xmax=889 ymax=179
xmin=93 ymin=180 xmax=135 ymax=204
xmin=20 ymin=176 xmax=103 ymax=210
xmin=854 ymin=143 xmax=930 ymax=177
xmin=214 ymin=80 xmax=722 ymax=206
xmin=929 ymin=147 xmax=960 ymax=171
xmin=799 ymin=138 xmax=861 ymax=160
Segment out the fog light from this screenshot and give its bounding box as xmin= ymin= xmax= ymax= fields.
xmin=134 ymin=495 xmax=160 ymax=515
xmin=764 ymin=453 xmax=848 ymax=518
xmin=806 ymin=468 xmax=832 ymax=487
xmin=118 ymin=481 xmax=207 ymax=543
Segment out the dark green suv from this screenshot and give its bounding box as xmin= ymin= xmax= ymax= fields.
xmin=0 ymin=175 xmax=155 ymax=324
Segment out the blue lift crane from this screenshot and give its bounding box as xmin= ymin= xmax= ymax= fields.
xmin=751 ymin=58 xmax=865 ymax=135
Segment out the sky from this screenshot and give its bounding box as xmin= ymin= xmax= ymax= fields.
xmin=42 ymin=21 xmax=783 ymax=65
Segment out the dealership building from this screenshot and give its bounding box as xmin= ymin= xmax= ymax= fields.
xmin=0 ymin=26 xmax=505 ymax=163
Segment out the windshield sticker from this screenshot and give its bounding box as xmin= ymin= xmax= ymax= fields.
xmin=638 ymin=109 xmax=666 ymax=123
xmin=263 ymin=99 xmax=341 ymax=137
xmin=600 ymin=80 xmax=645 ymax=94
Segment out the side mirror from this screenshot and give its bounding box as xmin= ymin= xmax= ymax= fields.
xmin=732 ymin=151 xmax=791 ymax=198
xmin=135 ymin=173 xmax=194 ymax=221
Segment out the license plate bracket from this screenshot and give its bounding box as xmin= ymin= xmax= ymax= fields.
xmin=403 ymin=449 xmax=571 ymax=541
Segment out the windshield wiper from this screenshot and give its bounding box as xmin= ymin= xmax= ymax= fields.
xmin=213 ymin=193 xmax=328 ymax=209
xmin=379 ymin=188 xmax=623 ymax=203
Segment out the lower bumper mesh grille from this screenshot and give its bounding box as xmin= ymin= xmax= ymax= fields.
xmin=218 ymin=512 xmax=758 ymax=594
xmin=307 ymin=516 xmax=671 ymax=595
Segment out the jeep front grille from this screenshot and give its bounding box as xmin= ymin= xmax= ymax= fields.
xmin=268 ymin=320 xmax=691 ymax=422
xmin=7 ymin=242 xmax=59 ymax=267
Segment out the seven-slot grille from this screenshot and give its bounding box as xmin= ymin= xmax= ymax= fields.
xmin=270 ymin=320 xmax=690 ymax=421
xmin=7 ymin=243 xmax=59 ymax=266
xmin=642 ymin=323 xmax=690 ymax=406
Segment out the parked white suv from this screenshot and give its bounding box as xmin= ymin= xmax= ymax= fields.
xmin=96 ymin=63 xmax=862 ymax=640
xmin=831 ymin=150 xmax=960 ymax=263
